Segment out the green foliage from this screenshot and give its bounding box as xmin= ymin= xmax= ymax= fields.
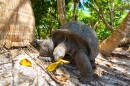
xmin=31 ymin=0 xmax=129 ymax=41
xmin=96 ymin=22 xmax=112 ymax=41
xmin=31 ymin=0 xmax=59 ymax=39
xmin=76 ymin=10 xmax=111 ymax=41
xmin=31 ymin=0 xmax=72 ymax=39
xmin=82 ymin=0 xmax=128 ymax=41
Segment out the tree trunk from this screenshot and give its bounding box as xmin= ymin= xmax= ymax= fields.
xmin=119 ymin=32 xmax=130 ymax=47
xmin=57 ymin=0 xmax=67 ymax=25
xmin=0 ymin=0 xmax=35 ymax=48
xmin=72 ymin=0 xmax=78 ymax=21
xmin=100 ymin=11 xmax=130 ymax=56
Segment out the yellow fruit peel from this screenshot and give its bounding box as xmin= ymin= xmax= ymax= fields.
xmin=47 ymin=58 xmax=70 ymax=72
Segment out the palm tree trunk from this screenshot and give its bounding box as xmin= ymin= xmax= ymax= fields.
xmin=0 ymin=0 xmax=35 ymax=48
xmin=119 ymin=32 xmax=130 ymax=47
xmin=100 ymin=11 xmax=130 ymax=56
xmin=57 ymin=0 xmax=67 ymax=25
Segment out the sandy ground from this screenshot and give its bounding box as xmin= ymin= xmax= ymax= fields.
xmin=0 ymin=47 xmax=130 ymax=86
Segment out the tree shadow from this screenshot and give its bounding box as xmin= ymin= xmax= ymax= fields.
xmin=94 ymin=54 xmax=130 ymax=85
xmin=58 ymin=51 xmax=130 ymax=85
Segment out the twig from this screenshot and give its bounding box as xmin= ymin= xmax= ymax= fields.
xmin=24 ymin=48 xmax=62 ymax=86
xmin=0 ymin=60 xmax=17 ymax=66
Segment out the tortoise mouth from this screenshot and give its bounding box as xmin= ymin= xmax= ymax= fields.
xmin=52 ymin=29 xmax=92 ymax=57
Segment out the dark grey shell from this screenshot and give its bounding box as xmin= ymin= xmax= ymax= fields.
xmin=52 ymin=21 xmax=99 ymax=60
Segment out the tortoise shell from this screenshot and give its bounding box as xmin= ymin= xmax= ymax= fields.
xmin=52 ymin=21 xmax=99 ymax=60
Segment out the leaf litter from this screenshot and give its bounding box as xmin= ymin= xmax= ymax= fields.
xmin=0 ymin=47 xmax=130 ymax=86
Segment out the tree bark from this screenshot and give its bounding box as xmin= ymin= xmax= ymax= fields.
xmin=57 ymin=0 xmax=67 ymax=25
xmin=100 ymin=11 xmax=130 ymax=56
xmin=0 ymin=0 xmax=35 ymax=48
xmin=108 ymin=0 xmax=114 ymax=27
xmin=119 ymin=32 xmax=130 ymax=47
xmin=72 ymin=0 xmax=78 ymax=21
xmin=94 ymin=0 xmax=114 ymax=32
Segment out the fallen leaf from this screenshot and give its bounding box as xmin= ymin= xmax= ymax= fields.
xmin=1 ymin=74 xmax=8 ymax=78
xmin=55 ymin=76 xmax=68 ymax=82
xmin=105 ymin=64 xmax=111 ymax=67
xmin=4 ymin=82 xmax=10 ymax=86
xmin=58 ymin=59 xmax=70 ymax=65
xmin=47 ymin=58 xmax=70 ymax=72
xmin=93 ymin=73 xmax=99 ymax=78
xmin=20 ymin=58 xmax=32 ymax=67
xmin=122 ymin=72 xmax=128 ymax=76
xmin=95 ymin=62 xmax=99 ymax=65
xmin=101 ymin=71 xmax=106 ymax=75
xmin=47 ymin=62 xmax=58 ymax=72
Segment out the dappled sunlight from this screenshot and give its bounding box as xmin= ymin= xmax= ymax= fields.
xmin=0 ymin=0 xmax=130 ymax=85
xmin=0 ymin=48 xmax=130 ymax=85
xmin=94 ymin=51 xmax=130 ymax=85
xmin=0 ymin=48 xmax=57 ymax=86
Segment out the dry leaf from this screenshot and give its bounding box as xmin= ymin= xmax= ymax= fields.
xmin=93 ymin=73 xmax=99 ymax=78
xmin=1 ymin=74 xmax=8 ymax=78
xmin=20 ymin=58 xmax=32 ymax=67
xmin=105 ymin=64 xmax=111 ymax=67
xmin=101 ymin=71 xmax=106 ymax=75
xmin=4 ymin=82 xmax=10 ymax=86
xmin=58 ymin=59 xmax=70 ymax=65
xmin=47 ymin=58 xmax=70 ymax=72
xmin=122 ymin=72 xmax=128 ymax=76
xmin=95 ymin=62 xmax=99 ymax=65
xmin=55 ymin=76 xmax=68 ymax=82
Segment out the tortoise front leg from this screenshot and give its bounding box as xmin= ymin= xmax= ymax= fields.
xmin=90 ymin=60 xmax=96 ymax=68
xmin=75 ymin=49 xmax=93 ymax=83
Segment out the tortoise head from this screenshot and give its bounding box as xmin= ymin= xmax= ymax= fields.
xmin=37 ymin=39 xmax=54 ymax=57
xmin=53 ymin=43 xmax=66 ymax=61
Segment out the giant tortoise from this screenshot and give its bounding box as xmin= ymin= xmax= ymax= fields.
xmin=38 ymin=21 xmax=99 ymax=83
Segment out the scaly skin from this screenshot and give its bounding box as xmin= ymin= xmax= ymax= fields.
xmin=75 ymin=49 xmax=93 ymax=83
xmin=37 ymin=37 xmax=96 ymax=66
xmin=37 ymin=39 xmax=54 ymax=61
xmin=38 ymin=37 xmax=95 ymax=83
xmin=53 ymin=37 xmax=94 ymax=83
xmin=38 ymin=21 xmax=99 ymax=83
